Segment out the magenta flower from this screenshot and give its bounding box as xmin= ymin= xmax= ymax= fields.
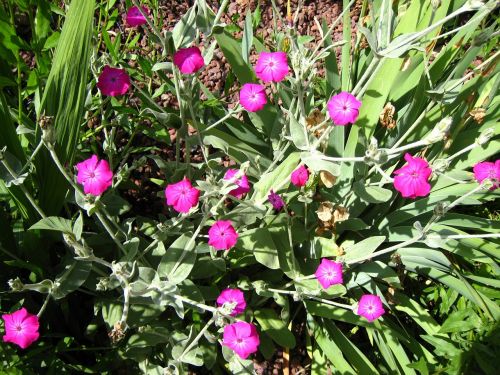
xmin=217 ymin=288 xmax=246 ymax=316
xmin=473 ymin=160 xmax=500 ymax=190
xmin=76 ymin=155 xmax=113 ymax=196
xmin=224 ymin=169 xmax=251 ymax=198
xmin=2 ymin=308 xmax=40 ymax=349
xmin=173 ymin=46 xmax=205 ymax=74
xmin=290 ymin=165 xmax=309 ymax=187
xmin=239 ymin=83 xmax=267 ymax=112
xmin=165 ymin=177 xmax=200 ymax=213
xmin=314 ymin=259 xmax=343 ymax=289
xmin=97 ymin=66 xmax=131 ymax=97
xmin=393 ymin=153 xmax=432 ymax=199
xmin=356 ymin=294 xmax=385 ymax=322
xmin=268 ymin=190 xmax=285 ymax=211
xmin=125 ymin=6 xmax=149 ymax=27
xmin=223 ymin=321 xmax=260 ymax=359
xmin=255 ymin=51 xmax=289 ymax=83
xmin=208 ymin=220 xmax=238 ymax=251
xmin=327 ymin=92 xmax=362 ymax=126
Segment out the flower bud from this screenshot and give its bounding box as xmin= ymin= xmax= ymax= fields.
xmin=464 ymin=0 xmax=484 ymax=10
xmin=434 ymin=202 xmax=446 ymax=217
xmin=39 ymin=114 xmax=56 ymax=146
xmin=431 ymin=159 xmax=450 ymax=173
xmin=431 ymin=0 xmax=441 ymax=9
xmin=96 ymin=277 xmax=111 ymax=291
xmin=476 ymin=128 xmax=494 ymax=146
xmin=8 ymin=277 xmax=24 ymax=292
xmin=425 ymin=117 xmax=452 ymax=144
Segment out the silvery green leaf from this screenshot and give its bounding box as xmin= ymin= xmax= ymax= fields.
xmin=15 ymin=124 xmax=35 ymax=135
xmin=172 ymin=6 xmax=197 ymax=49
xmin=301 ymin=152 xmax=340 ymax=177
xmin=122 ymin=237 xmax=140 ymax=262
xmin=73 ymin=211 xmax=83 ymax=240
xmin=229 ymin=356 xmax=256 ymax=374
xmin=203 ymin=40 xmax=217 ymax=65
xmin=152 ymin=62 xmax=173 ymax=72
xmin=342 ymin=236 xmax=386 ymax=263
xmin=353 ymin=181 xmax=392 ymax=203
xmin=30 ymin=216 xmax=74 ymax=233
xmin=0 ymin=151 xmax=28 ymax=187
xmin=158 ymin=234 xmax=197 ymax=284
xmin=425 ymin=229 xmax=457 ymax=248
xmin=284 ymin=109 xmax=309 ymax=150
xmin=358 ymin=26 xmax=378 ymax=52
xmin=75 ymin=190 xmax=96 ymax=215
xmin=52 ymin=259 xmax=92 ymax=299
xmin=196 ymin=0 xmax=216 ymax=35
xmin=241 ymin=10 xmax=253 ymax=64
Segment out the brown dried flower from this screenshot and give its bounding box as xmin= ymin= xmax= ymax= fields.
xmin=379 ymin=102 xmax=396 ymax=130
xmin=319 ymin=170 xmax=337 ymax=188
xmin=469 ymin=107 xmax=486 ymax=124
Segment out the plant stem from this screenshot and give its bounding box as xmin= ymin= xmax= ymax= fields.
xmin=178 ymin=317 xmax=215 ymax=362
xmin=119 ymin=284 xmax=131 ymax=327
xmin=19 ymin=140 xmax=44 ymax=174
xmin=307 ymin=296 xmax=353 ymax=310
xmin=37 ymin=294 xmax=51 ymax=318
xmin=203 ymin=106 xmax=243 ymax=132
xmin=1 ymin=159 xmax=46 ymax=219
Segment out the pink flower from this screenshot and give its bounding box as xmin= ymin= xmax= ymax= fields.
xmin=165 ymin=177 xmax=200 ymax=213
xmin=268 ymin=190 xmax=285 ymax=211
xmin=473 ymin=160 xmax=500 ymax=190
xmin=125 ymin=6 xmax=149 ymax=27
xmin=393 ymin=153 xmax=432 ymax=199
xmin=76 ymin=155 xmax=113 ymax=196
xmin=173 ymin=46 xmax=205 ymax=74
xmin=290 ymin=165 xmax=309 ymax=187
xmin=2 ymin=308 xmax=40 ymax=349
xmin=314 ymin=259 xmax=343 ymax=289
xmin=223 ymin=321 xmax=260 ymax=359
xmin=356 ymin=294 xmax=385 ymax=322
xmin=255 ymin=51 xmax=289 ymax=83
xmin=217 ymin=289 xmax=246 ymax=316
xmin=224 ymin=169 xmax=251 ymax=198
xmin=97 ymin=66 xmax=131 ymax=97
xmin=208 ymin=220 xmax=238 ymax=250
xmin=327 ymin=92 xmax=362 ymax=126
xmin=239 ymin=83 xmax=267 ymax=112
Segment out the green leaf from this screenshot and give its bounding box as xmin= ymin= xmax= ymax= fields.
xmin=172 ymin=6 xmax=197 ymax=49
xmin=252 ymin=152 xmax=300 ymax=201
xmin=288 ymin=110 xmax=309 ymax=150
xmin=157 ymin=235 xmax=196 ymax=284
xmin=254 ymin=308 xmax=296 ymax=348
xmin=241 ymin=10 xmax=253 ymax=64
xmin=29 ymin=216 xmax=73 ymax=234
xmin=101 ymin=193 xmax=131 ymax=216
xmin=36 ymin=0 xmax=96 ymax=215
xmin=342 ymin=236 xmax=386 ymax=263
xmin=301 ymin=152 xmax=341 ymax=177
xmin=52 ymin=259 xmax=92 ymax=299
xmin=353 ymin=181 xmax=393 ymax=203
xmin=237 ymin=228 xmax=280 ymax=269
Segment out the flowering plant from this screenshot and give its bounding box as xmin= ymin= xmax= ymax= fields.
xmin=0 ymin=0 xmax=498 ymax=373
